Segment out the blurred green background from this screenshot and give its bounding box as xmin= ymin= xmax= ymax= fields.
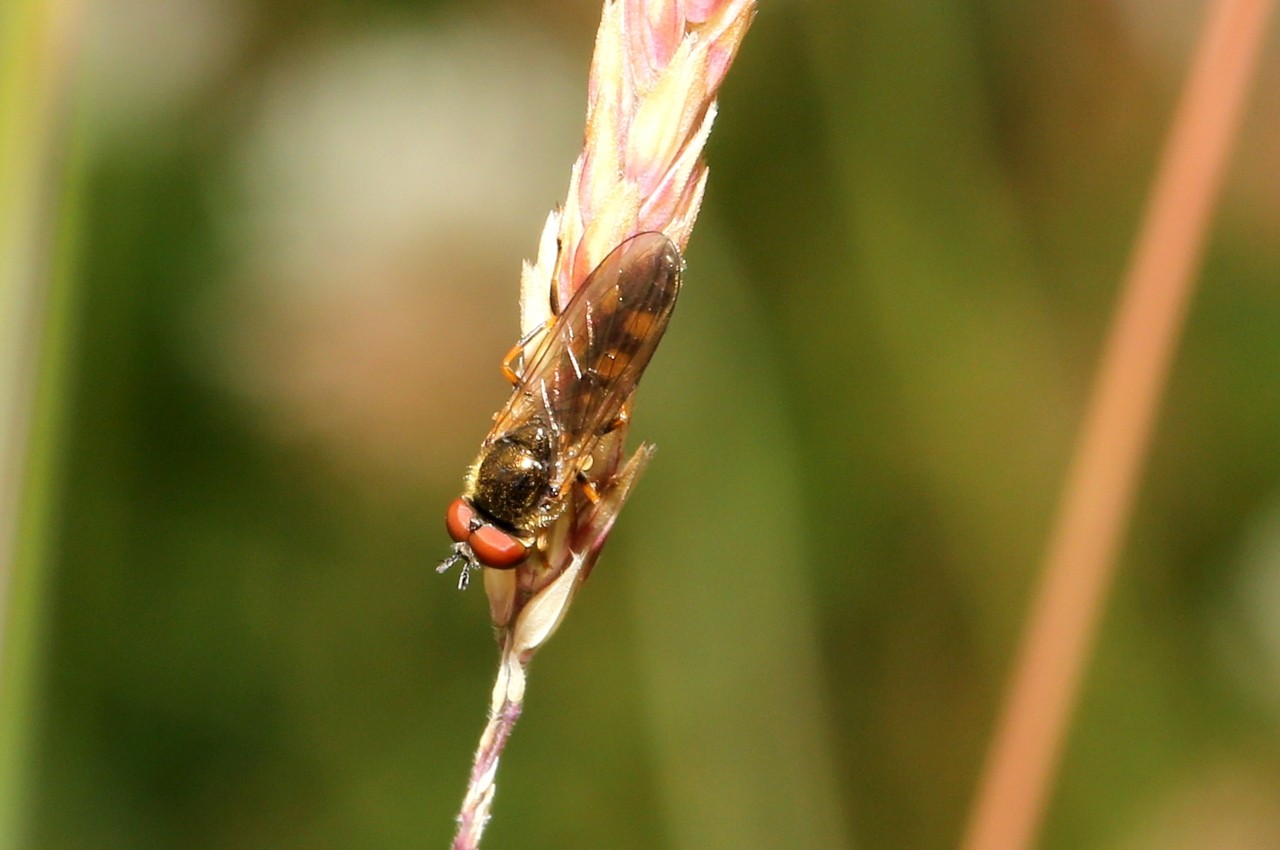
xmin=5 ymin=1 xmax=1280 ymax=848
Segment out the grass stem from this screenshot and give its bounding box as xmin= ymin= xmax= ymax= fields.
xmin=961 ymin=2 xmax=1276 ymax=848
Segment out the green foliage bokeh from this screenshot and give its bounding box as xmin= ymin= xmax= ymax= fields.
xmin=19 ymin=2 xmax=1280 ymax=849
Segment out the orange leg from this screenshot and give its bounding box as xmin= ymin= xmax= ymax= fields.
xmin=578 ymin=477 xmax=602 ymax=504
xmin=501 ymin=344 xmax=524 ymax=386
xmin=600 ymin=408 xmax=630 ymax=435
xmin=504 ymin=239 xmax=567 ymax=384
xmin=500 ymin=320 xmax=552 ymax=386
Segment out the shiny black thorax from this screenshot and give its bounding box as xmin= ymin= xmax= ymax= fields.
xmin=469 ymin=420 xmax=554 ymax=533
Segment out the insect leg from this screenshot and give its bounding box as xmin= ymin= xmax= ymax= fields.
xmin=549 ymin=237 xmax=564 ymax=312
xmin=599 ymin=408 xmax=630 ymax=436
xmin=576 ymin=473 xmax=602 ymax=505
xmin=501 ymin=320 xmax=552 ymax=386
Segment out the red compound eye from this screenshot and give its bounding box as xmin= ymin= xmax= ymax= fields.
xmin=468 ymin=523 xmax=529 ymax=569
xmin=444 ymin=497 xmax=528 ymax=568
xmin=445 ymin=498 xmax=475 ymax=544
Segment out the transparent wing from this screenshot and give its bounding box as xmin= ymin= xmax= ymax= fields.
xmin=484 ymin=231 xmax=683 ymax=495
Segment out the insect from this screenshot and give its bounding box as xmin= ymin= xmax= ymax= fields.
xmin=437 ymin=231 xmax=683 ymax=590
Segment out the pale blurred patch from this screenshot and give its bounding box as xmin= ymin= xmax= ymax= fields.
xmin=207 ymin=21 xmax=583 ymax=485
xmin=1118 ymin=763 xmax=1280 ymax=850
xmin=1217 ymin=496 xmax=1280 ymax=715
xmin=81 ymin=0 xmax=249 ymax=142
xmin=1113 ymin=0 xmax=1202 ymax=69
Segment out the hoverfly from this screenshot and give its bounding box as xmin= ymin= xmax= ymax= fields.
xmin=437 ymin=231 xmax=683 ymax=589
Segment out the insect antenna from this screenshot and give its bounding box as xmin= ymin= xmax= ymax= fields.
xmin=437 ymin=545 xmax=476 ymax=590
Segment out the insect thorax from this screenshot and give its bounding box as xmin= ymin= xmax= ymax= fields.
xmin=469 ymin=420 xmax=554 ymax=532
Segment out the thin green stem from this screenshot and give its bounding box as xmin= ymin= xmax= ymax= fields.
xmin=0 ymin=0 xmax=85 ymax=844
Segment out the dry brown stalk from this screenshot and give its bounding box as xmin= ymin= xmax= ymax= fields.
xmin=961 ymin=2 xmax=1276 ymax=849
